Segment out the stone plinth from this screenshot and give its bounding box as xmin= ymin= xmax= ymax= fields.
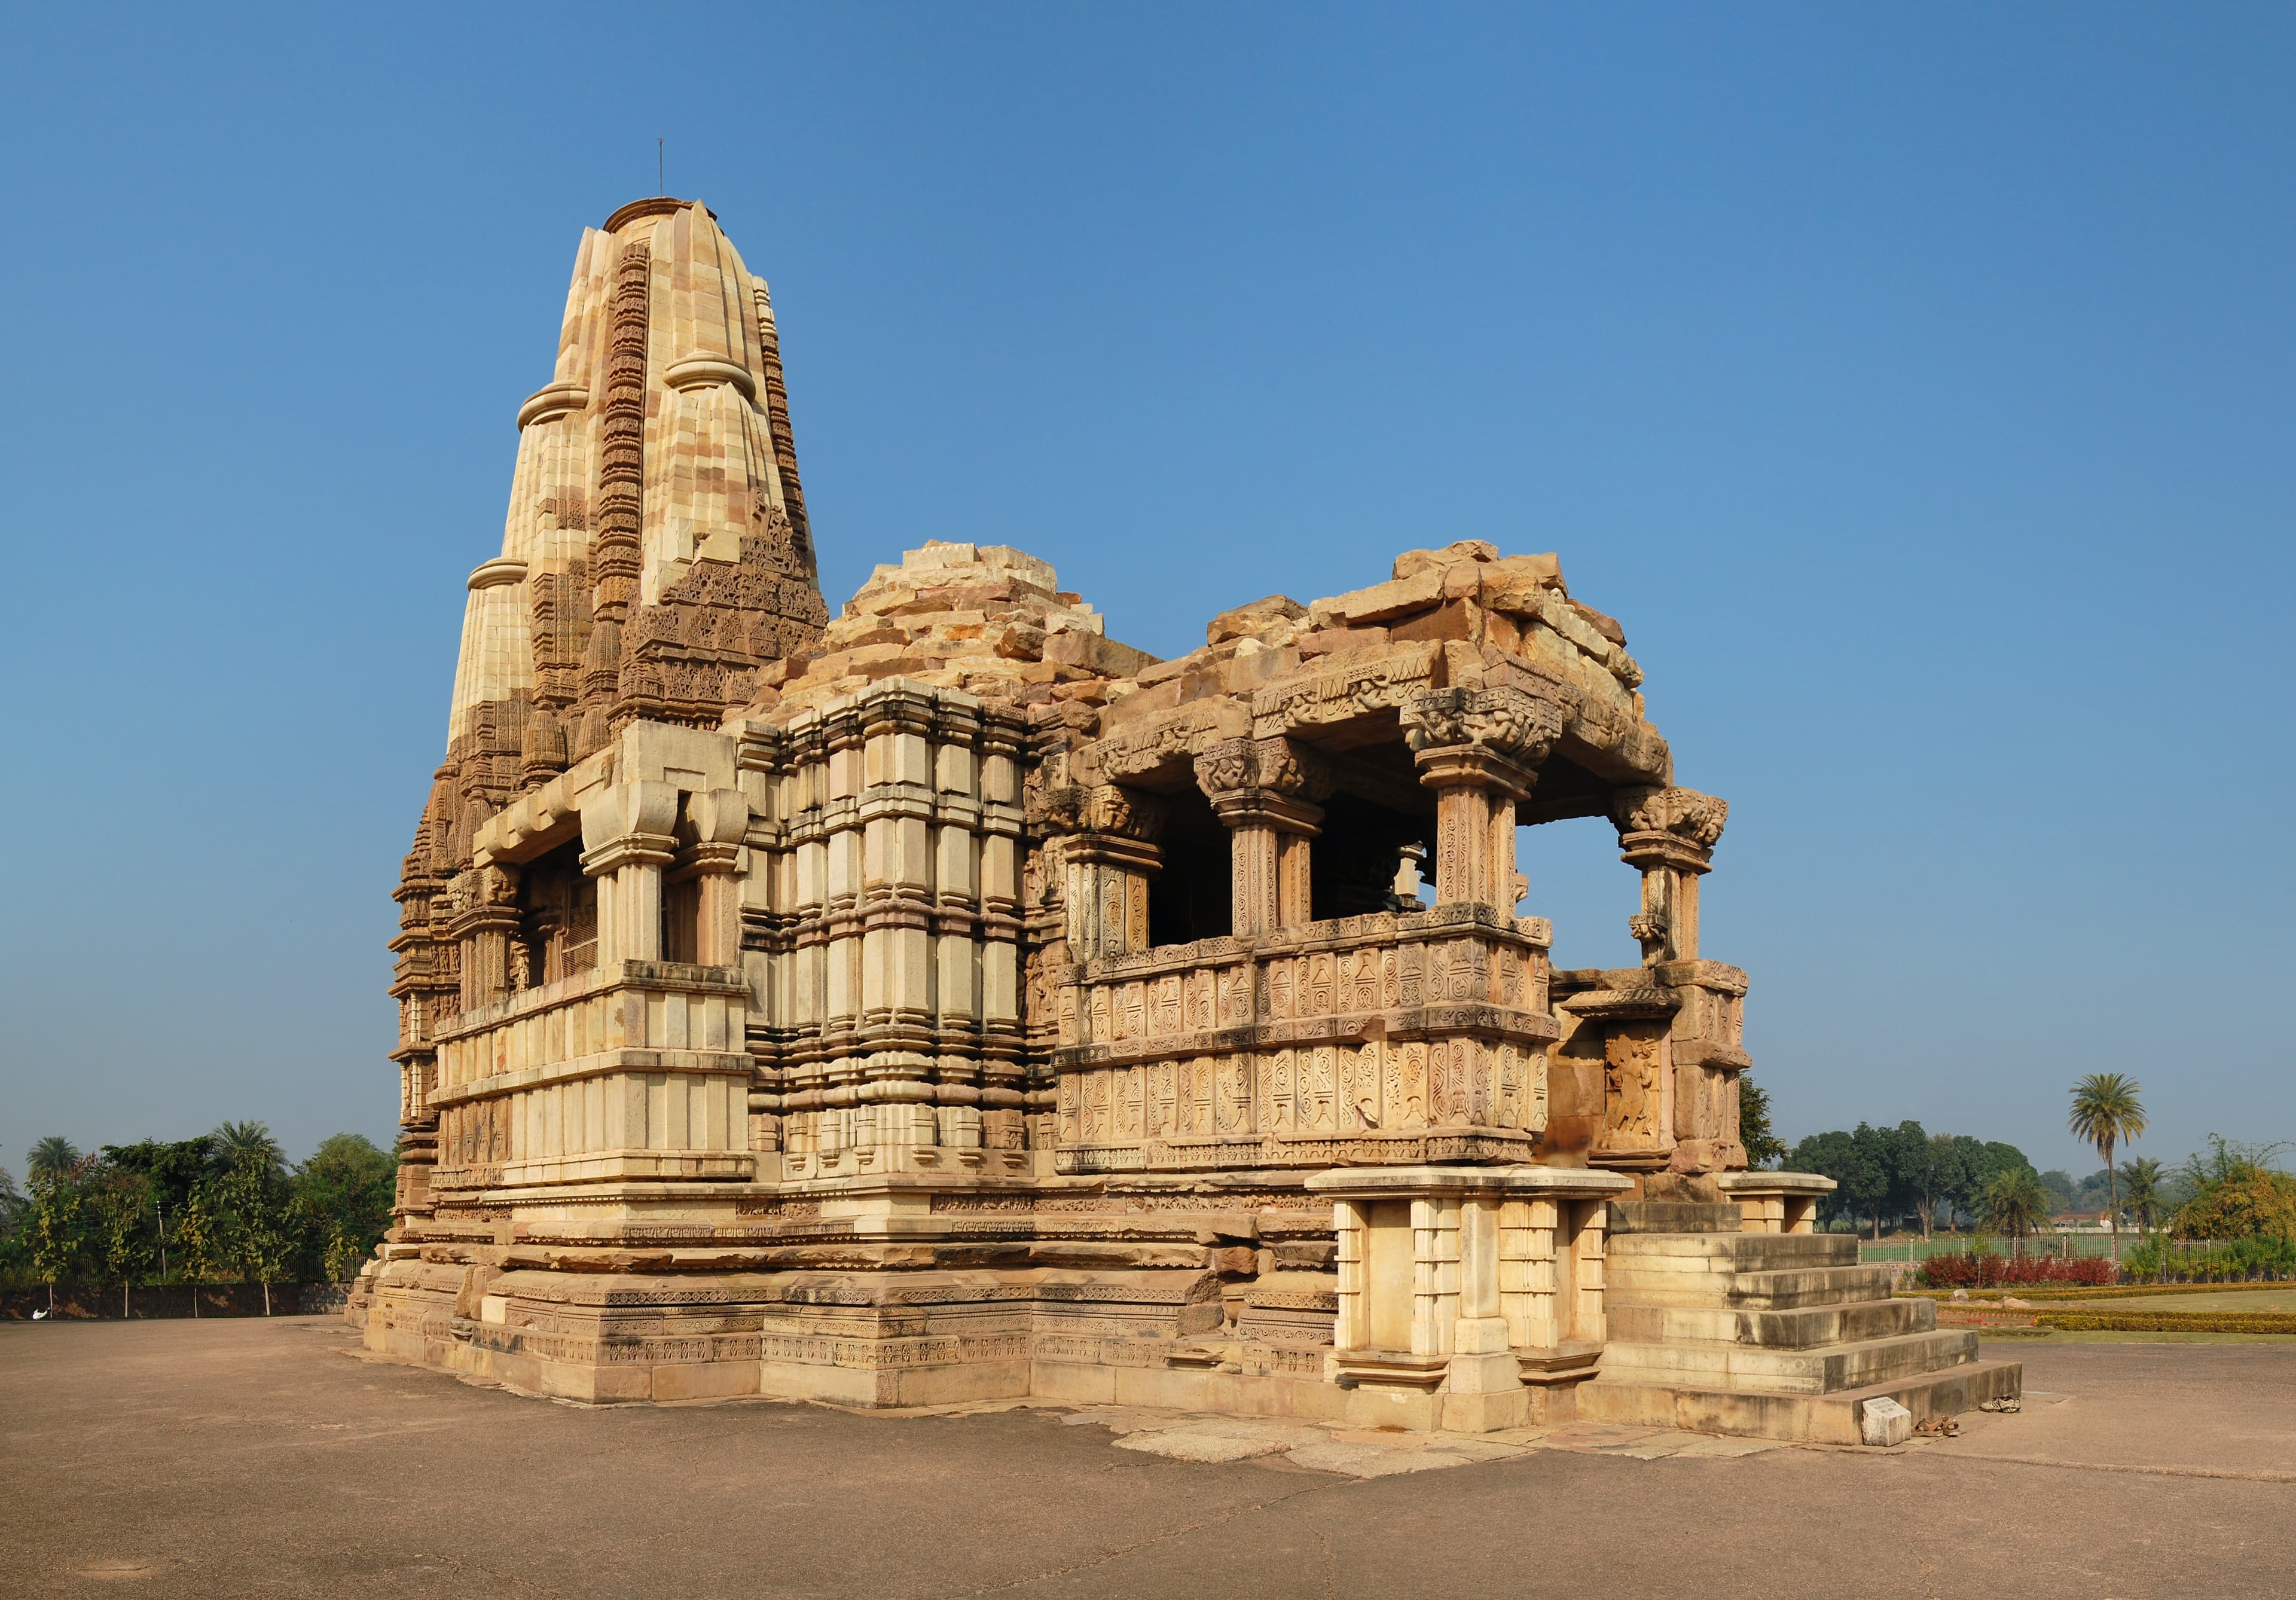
xmin=1306 ymin=1165 xmax=1632 ymax=1431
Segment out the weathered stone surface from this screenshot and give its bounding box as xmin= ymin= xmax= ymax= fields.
xmin=1860 ymin=1397 xmax=1913 ymax=1446
xmin=362 ymin=196 xmax=2011 ymax=1448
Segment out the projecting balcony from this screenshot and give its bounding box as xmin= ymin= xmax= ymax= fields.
xmin=426 ymin=959 xmax=755 ymax=1193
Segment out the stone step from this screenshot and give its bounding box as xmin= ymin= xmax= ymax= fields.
xmin=1608 ymin=1295 xmax=1934 ymax=1351
xmin=1605 ymin=1232 xmax=1860 ymax=1272
xmin=1605 ymin=1201 xmax=1744 ymax=1235
xmin=1606 ymin=1255 xmax=1891 ymax=1303
xmin=1578 ymin=1357 xmax=2025 ymax=1445
xmin=1594 ymin=1327 xmax=1980 ymax=1396
xmin=1725 ymin=1266 xmax=1899 ymax=1310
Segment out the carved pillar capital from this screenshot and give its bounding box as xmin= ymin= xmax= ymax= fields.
xmin=1610 ymin=786 xmax=1727 ymax=866
xmin=1192 ymin=738 xmax=1331 ymax=817
xmin=1402 ymin=686 xmax=1561 ymax=784
xmin=1610 ymin=787 xmax=1727 ymax=966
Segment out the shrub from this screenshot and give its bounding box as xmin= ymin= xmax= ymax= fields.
xmin=1916 ymin=1251 xmax=2117 ymax=1288
xmin=2126 ymin=1232 xmax=2296 ymax=1282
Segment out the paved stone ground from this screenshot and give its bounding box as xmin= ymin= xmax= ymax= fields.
xmin=4 ymin=1320 xmax=2292 ymax=1599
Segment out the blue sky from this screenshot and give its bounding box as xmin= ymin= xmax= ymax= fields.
xmin=1 ymin=5 xmax=2288 ymax=1177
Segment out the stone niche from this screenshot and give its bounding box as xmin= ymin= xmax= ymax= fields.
xmin=359 ymin=200 xmax=2017 ymax=1442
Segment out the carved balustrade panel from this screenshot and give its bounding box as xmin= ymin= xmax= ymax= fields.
xmin=1051 ymin=909 xmax=1557 ymax=1174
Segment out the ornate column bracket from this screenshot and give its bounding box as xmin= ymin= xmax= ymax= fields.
xmin=1193 ymin=737 xmax=1332 ymax=935
xmin=1609 ymin=786 xmax=1726 ymax=966
xmin=1401 ymin=688 xmax=1562 ymax=908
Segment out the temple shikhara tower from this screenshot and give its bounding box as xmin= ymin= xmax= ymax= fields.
xmin=358 ymin=198 xmax=2018 ymax=1442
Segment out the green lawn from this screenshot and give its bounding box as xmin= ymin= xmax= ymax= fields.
xmin=2041 ymin=1287 xmax=2296 ymax=1314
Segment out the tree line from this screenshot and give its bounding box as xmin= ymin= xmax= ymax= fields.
xmin=0 ymin=1124 xmax=396 ymax=1315
xmin=1782 ymin=1073 xmax=2166 ymax=1258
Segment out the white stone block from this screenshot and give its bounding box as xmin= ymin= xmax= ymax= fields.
xmin=1860 ymin=1397 xmax=1912 ymax=1446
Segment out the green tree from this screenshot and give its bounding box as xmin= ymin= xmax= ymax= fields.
xmin=1980 ymin=1166 xmax=2048 ymax=1259
xmin=26 ymin=1166 xmax=93 ymax=1313
xmin=1880 ymin=1120 xmax=1940 ymax=1239
xmin=102 ymin=1136 xmax=220 ymax=1285
xmin=1787 ymin=1131 xmax=1860 ymax=1229
xmin=218 ymin=1150 xmax=294 ymax=1315
xmin=1846 ymin=1123 xmax=1895 ymax=1238
xmin=90 ymin=1168 xmax=157 ymax=1318
xmin=2068 ymin=1073 xmax=2147 ymax=1263
xmin=2170 ymin=1137 xmax=2296 ymax=1244
xmin=211 ymin=1121 xmax=285 ymax=1180
xmin=2120 ymin=1156 xmax=2166 ymax=1235
xmin=2038 ymin=1170 xmax=2078 ymax=1216
xmin=174 ymin=1185 xmax=222 ymax=1317
xmin=292 ymin=1134 xmax=398 ymax=1281
xmin=1736 ymin=1076 xmax=1786 ymax=1169
xmin=1921 ymin=1133 xmax=1972 ymax=1237
xmin=28 ymin=1136 xmax=82 ymax=1185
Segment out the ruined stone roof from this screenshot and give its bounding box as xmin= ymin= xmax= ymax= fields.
xmin=730 ymin=541 xmax=1158 ymax=720
xmin=725 ymin=537 xmax=1671 ymax=816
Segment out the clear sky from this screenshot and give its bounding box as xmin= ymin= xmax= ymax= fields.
xmin=1 ymin=5 xmax=2288 ymax=1178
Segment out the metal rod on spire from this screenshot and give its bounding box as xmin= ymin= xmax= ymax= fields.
xmin=658 ymin=139 xmax=664 ymax=196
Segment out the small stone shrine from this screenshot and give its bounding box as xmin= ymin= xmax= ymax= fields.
xmin=355 ymin=199 xmax=2019 ymax=1442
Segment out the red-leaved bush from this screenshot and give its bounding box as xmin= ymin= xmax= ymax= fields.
xmin=1916 ymin=1252 xmax=2118 ymax=1288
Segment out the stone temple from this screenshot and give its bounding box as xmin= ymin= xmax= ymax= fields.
xmin=353 ymin=197 xmax=2019 ymax=1442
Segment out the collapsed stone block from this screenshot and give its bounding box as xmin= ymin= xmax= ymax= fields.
xmin=1860 ymin=1397 xmax=1913 ymax=1446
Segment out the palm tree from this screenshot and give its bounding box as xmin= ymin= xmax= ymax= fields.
xmin=211 ymin=1121 xmax=285 ymax=1178
xmin=2120 ymin=1156 xmax=2166 ymax=1235
xmin=2068 ymin=1074 xmax=2147 ymax=1263
xmin=28 ymin=1136 xmax=81 ymax=1184
xmin=1980 ymin=1168 xmax=2047 ymax=1260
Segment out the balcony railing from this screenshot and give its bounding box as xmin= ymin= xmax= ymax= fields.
xmin=1050 ymin=906 xmax=1558 ymax=1173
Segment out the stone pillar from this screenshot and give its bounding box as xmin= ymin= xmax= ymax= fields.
xmin=975 ymin=717 xmax=1029 ymax=1161
xmin=579 ymin=780 xmax=681 ymax=964
xmin=449 ymin=865 xmax=521 ymax=1011
xmin=1400 ymin=688 xmax=1560 ymax=907
xmin=677 ymin=788 xmax=750 ymax=967
xmin=1610 ymin=786 xmax=1727 ymax=966
xmin=1054 ymin=784 xmax=1168 ymax=960
xmin=1192 ymin=737 xmax=1329 ymax=936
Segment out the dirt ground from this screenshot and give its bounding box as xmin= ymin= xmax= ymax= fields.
xmin=4 ymin=1318 xmax=2292 ymax=1599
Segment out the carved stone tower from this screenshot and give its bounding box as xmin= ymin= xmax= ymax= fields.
xmin=389 ymin=200 xmax=828 ymax=1219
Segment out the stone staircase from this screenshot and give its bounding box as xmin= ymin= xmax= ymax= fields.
xmin=1578 ymin=1204 xmax=2022 ymax=1443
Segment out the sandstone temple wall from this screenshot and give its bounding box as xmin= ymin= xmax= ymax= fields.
xmin=356 ymin=200 xmax=2019 ymax=1440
